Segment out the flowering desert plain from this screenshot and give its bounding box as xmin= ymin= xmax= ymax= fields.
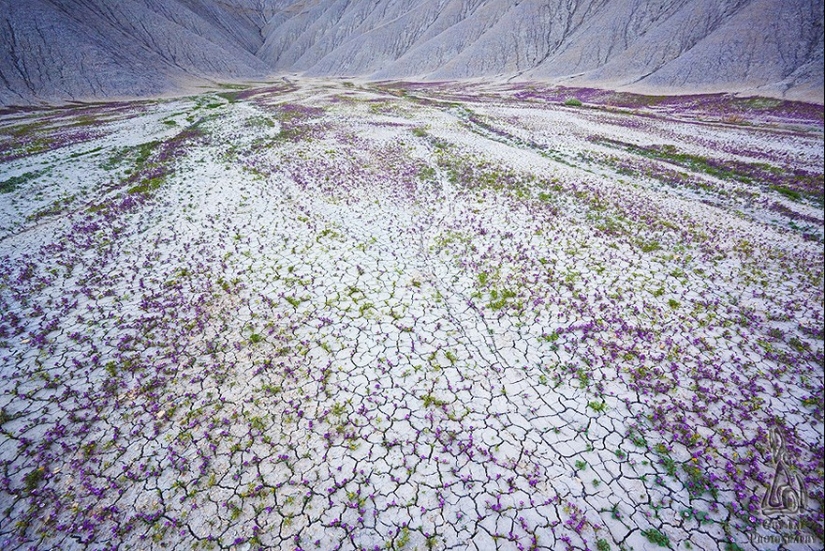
xmin=0 ymin=80 xmax=822 ymax=551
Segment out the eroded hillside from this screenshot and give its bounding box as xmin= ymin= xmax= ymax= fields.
xmin=1 ymin=0 xmax=822 ymax=105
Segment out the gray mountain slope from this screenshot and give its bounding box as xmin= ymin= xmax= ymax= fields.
xmin=1 ymin=0 xmax=822 ymax=105
xmin=173 ymin=0 xmax=270 ymax=54
xmin=523 ymin=0 xmax=823 ymax=97
xmin=629 ymin=0 xmax=824 ymax=94
xmin=0 ymin=0 xmax=270 ymax=105
xmin=527 ymin=0 xmax=712 ymax=79
xmin=302 ymin=0 xmax=460 ymax=76
xmin=1 ymin=0 xmax=165 ymax=105
xmin=258 ymin=0 xmax=357 ymax=70
xmin=426 ymin=0 xmax=609 ymax=79
xmin=370 ymin=0 xmax=510 ymax=79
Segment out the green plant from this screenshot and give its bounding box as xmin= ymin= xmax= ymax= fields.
xmin=394 ymin=526 xmax=411 ymax=549
xmin=541 ymin=330 xmax=560 ymax=342
xmin=629 ymin=432 xmax=647 ymax=448
xmin=422 ymin=394 xmax=447 ymax=408
xmin=1 ymin=170 xmax=47 ymax=193
xmin=249 ymin=416 xmax=266 ymax=431
xmin=487 ymin=288 xmax=517 ymax=310
xmin=588 ymin=400 xmax=607 ymax=412
xmin=638 ymin=240 xmax=661 ymax=253
xmin=596 ymin=539 xmax=611 ymax=551
xmin=127 ymin=176 xmax=164 ymax=195
xmin=660 ymin=455 xmax=677 ymax=477
xmin=564 ymin=97 xmax=583 ymax=107
xmin=641 ymin=528 xmax=670 ymax=547
xmin=577 ymin=368 xmax=591 ymax=388
xmin=682 ymin=463 xmax=718 ymax=499
xmin=770 ymin=185 xmax=802 ymax=201
xmin=104 ymin=361 xmax=118 ymax=377
xmin=23 ymin=467 xmax=45 ymax=492
xmin=82 ymin=441 xmax=97 ymax=458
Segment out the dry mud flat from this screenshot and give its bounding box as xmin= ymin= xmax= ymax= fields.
xmin=0 ymin=81 xmax=822 ymax=551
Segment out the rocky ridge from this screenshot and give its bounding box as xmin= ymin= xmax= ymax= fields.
xmin=1 ymin=1 xmax=822 ymax=106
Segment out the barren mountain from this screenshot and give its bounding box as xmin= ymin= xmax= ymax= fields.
xmin=1 ymin=0 xmax=822 ymax=105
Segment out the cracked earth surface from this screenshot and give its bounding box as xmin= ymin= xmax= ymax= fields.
xmin=0 ymin=81 xmax=823 ymax=551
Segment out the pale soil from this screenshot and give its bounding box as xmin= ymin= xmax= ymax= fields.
xmin=0 ymin=81 xmax=822 ymax=551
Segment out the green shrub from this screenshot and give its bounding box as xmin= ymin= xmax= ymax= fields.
xmin=588 ymin=400 xmax=607 ymax=412
xmin=641 ymin=528 xmax=670 ymax=547
xmin=1 ymin=170 xmax=46 ymax=193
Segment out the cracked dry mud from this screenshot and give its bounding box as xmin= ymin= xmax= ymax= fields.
xmin=0 ymin=81 xmax=823 ymax=551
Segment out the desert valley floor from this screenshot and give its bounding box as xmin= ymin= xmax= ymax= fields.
xmin=0 ymin=80 xmax=823 ymax=551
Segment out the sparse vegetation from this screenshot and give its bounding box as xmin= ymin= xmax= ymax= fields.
xmin=0 ymin=80 xmax=820 ymax=551
xmin=641 ymin=528 xmax=670 ymax=547
xmin=1 ymin=169 xmax=48 ymax=193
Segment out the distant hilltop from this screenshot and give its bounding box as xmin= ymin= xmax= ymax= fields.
xmin=1 ymin=0 xmax=822 ymax=106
